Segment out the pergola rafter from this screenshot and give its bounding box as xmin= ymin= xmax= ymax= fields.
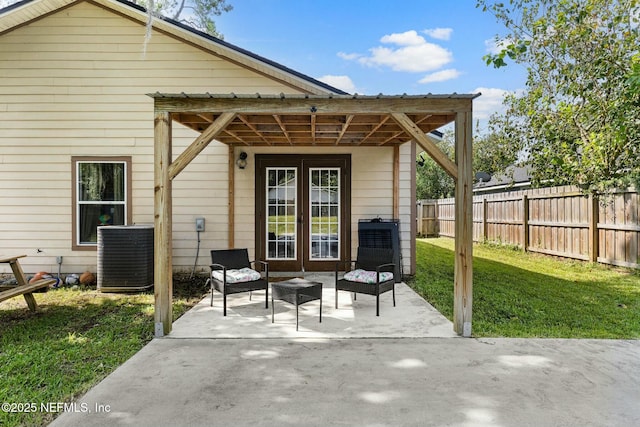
xmin=152 ymin=93 xmax=470 ymax=146
xmin=151 ymin=92 xmax=478 ymax=338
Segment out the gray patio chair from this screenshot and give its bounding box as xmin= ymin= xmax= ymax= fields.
xmin=335 ymin=247 xmax=396 ymax=316
xmin=207 ymin=249 xmax=269 ymax=316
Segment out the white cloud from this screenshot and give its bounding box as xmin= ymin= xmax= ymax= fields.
xmin=359 ymin=44 xmax=451 ymax=72
xmin=418 ymin=69 xmax=461 ymax=84
xmin=380 ymin=30 xmax=425 ymax=46
xmin=471 ymin=87 xmax=515 ymax=120
xmin=484 ymin=37 xmax=511 ymax=55
xmin=339 ymin=30 xmax=452 ymax=73
xmin=337 ymin=52 xmax=361 ymax=61
xmin=317 ymin=75 xmax=356 ymax=94
xmin=484 ymin=38 xmax=500 ymax=54
xmin=355 ymin=31 xmax=452 ymax=73
xmin=423 ymin=27 xmax=453 ymax=41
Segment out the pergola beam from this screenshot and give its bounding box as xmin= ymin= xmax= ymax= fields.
xmin=335 ymin=114 xmax=354 ymax=145
xmin=238 ymin=114 xmax=271 ymax=145
xmin=273 ymin=114 xmax=292 ymax=144
xmin=169 ymin=112 xmax=236 ymax=180
xmin=152 ymin=95 xmax=474 ymax=115
xmin=391 ymin=112 xmax=458 ymax=179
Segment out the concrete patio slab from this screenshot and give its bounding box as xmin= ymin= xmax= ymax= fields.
xmin=48 ymin=275 xmax=640 ymax=427
xmin=48 ymin=338 xmax=640 ymax=427
xmin=170 ymin=274 xmax=457 ymax=339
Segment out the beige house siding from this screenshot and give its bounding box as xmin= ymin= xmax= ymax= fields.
xmin=0 ymin=1 xmax=415 ymax=277
xmin=0 ymin=1 xmax=298 ymax=274
xmin=399 ymin=142 xmax=416 ymax=276
xmin=234 ymin=145 xmax=413 ymax=276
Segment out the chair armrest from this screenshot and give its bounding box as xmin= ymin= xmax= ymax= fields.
xmin=335 ymin=260 xmax=355 ymax=282
xmin=376 ymin=263 xmax=395 ymax=283
xmin=335 ymin=260 xmax=354 ymax=272
xmin=375 ymin=262 xmax=395 ymax=273
xmin=210 ymin=263 xmax=228 ymax=285
xmin=250 ymin=260 xmax=269 ymax=277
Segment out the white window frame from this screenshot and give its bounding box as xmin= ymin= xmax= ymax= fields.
xmin=309 ymin=167 xmax=341 ymax=261
xmin=72 ymin=157 xmax=130 ymax=249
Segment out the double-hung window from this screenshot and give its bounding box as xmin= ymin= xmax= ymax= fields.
xmin=72 ymin=157 xmax=131 ymax=249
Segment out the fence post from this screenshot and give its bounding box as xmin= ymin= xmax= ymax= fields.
xmin=433 ymin=200 xmax=440 ymax=236
xmin=416 ymin=201 xmax=423 ymax=236
xmin=522 ymin=194 xmax=529 ymax=252
xmin=482 ymin=198 xmax=488 ymax=242
xmin=589 ymin=194 xmax=599 ymax=262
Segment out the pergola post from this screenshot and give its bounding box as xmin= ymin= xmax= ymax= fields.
xmin=453 ymin=110 xmax=473 ymax=337
xmin=228 ymin=144 xmax=235 ymax=248
xmin=154 ymin=111 xmax=173 ymax=337
xmin=153 ymin=110 xmax=238 ymax=336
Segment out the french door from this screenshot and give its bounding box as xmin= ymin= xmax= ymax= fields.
xmin=255 ymin=155 xmax=351 ymax=272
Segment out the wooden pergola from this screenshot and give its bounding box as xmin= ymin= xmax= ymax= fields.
xmin=151 ymin=93 xmax=478 ymax=337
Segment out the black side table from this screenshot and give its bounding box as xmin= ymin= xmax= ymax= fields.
xmin=271 ymin=278 xmax=322 ymax=330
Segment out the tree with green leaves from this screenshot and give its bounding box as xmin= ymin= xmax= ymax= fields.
xmin=416 ymin=153 xmax=455 ymax=200
xmin=416 ymin=128 xmax=516 ymax=199
xmin=416 ymin=132 xmax=455 ymax=200
xmin=137 ymin=0 xmax=232 ymax=38
xmin=478 ymin=0 xmax=640 ymax=193
xmin=473 ymin=124 xmax=519 ymax=180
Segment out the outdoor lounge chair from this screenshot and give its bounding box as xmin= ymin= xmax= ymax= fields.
xmin=208 ymin=249 xmax=269 ymax=316
xmin=335 ymin=247 xmax=396 ymax=316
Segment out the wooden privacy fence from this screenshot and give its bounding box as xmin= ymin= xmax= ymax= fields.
xmin=416 ymin=200 xmax=439 ymax=237
xmin=421 ymin=185 xmax=640 ymax=269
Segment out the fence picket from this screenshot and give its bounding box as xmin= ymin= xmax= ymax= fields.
xmin=422 ymin=185 xmax=639 ymax=269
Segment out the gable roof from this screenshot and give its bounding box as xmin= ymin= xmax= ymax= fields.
xmin=473 ymin=165 xmax=533 ymax=193
xmin=0 ymin=0 xmax=348 ymax=96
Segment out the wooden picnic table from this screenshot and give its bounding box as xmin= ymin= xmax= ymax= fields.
xmin=0 ymin=255 xmax=55 ymax=311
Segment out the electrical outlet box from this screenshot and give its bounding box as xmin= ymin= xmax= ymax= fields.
xmin=56 ymin=256 xmax=63 ymax=264
xmin=195 ymin=217 xmax=205 ymax=232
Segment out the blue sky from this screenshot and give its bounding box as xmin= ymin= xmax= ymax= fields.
xmin=215 ymin=0 xmax=527 ymax=125
xmin=0 ymin=0 xmax=526 ymax=126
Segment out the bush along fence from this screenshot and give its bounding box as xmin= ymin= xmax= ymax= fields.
xmin=418 ymin=185 xmax=640 ymax=269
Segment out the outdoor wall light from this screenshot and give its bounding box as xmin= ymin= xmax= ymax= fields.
xmin=236 ymin=151 xmax=248 ymax=169
xmin=417 ymin=152 xmax=427 ymax=167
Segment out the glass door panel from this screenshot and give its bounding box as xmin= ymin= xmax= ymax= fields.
xmin=309 ymin=168 xmax=340 ymax=260
xmin=266 ymin=167 xmax=297 ymax=260
xmin=256 ymin=154 xmax=349 ymax=272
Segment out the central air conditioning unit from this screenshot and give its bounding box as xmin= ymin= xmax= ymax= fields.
xmin=97 ymin=225 xmax=154 ymax=292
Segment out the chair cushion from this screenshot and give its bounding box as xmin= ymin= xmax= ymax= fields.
xmin=211 ymin=267 xmax=261 ymax=284
xmin=343 ymin=269 xmax=393 ymax=284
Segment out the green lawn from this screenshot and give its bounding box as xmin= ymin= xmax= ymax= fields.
xmin=269 ymin=215 xmax=339 ymax=234
xmin=409 ymin=238 xmax=640 ymax=338
xmin=0 ymin=276 xmax=206 ymax=427
xmin=2 ymin=242 xmax=639 ymax=426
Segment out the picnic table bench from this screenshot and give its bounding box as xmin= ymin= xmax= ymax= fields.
xmin=0 ymin=255 xmax=55 ymax=311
